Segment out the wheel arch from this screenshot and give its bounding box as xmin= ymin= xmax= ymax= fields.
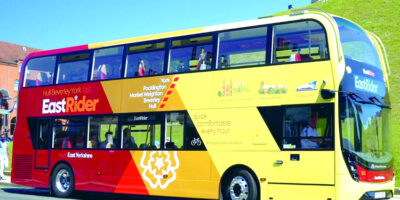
xmin=49 ymin=161 xmax=75 ymax=192
xmin=219 ymin=164 xmax=261 ymax=200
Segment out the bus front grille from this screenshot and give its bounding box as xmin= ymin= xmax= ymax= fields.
xmin=13 ymin=155 xmax=33 ymax=179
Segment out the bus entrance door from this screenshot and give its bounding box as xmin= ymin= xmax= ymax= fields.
xmin=35 ymin=119 xmax=51 ymax=168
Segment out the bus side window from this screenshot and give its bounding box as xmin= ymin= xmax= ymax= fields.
xmin=169 ymin=36 xmax=213 ymax=73
xmin=121 ymin=126 xmax=138 ymax=149
xmin=164 ymin=112 xmax=205 ymax=150
xmin=91 ymin=46 xmax=124 ymax=81
xmin=57 ymin=52 xmax=90 ymax=84
xmin=38 ymin=120 xmax=51 ymax=149
xmin=165 ymin=112 xmax=184 ymax=150
xmin=217 ymin=26 xmax=268 ymax=68
xmin=272 ymin=21 xmax=328 ymax=64
xmin=53 ymin=118 xmax=86 ymax=149
xmin=88 ymin=116 xmax=119 ymax=149
xmin=120 ymin=114 xmax=161 ymax=150
xmin=125 ymin=42 xmax=165 ymax=78
xmin=23 ymin=56 xmax=56 ymax=87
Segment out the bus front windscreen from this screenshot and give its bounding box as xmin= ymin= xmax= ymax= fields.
xmin=339 ymin=95 xmax=393 ymax=182
xmin=334 ymin=17 xmax=381 ymax=69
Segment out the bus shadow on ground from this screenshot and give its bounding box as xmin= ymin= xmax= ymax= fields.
xmin=1 ymin=187 xmax=202 ymax=200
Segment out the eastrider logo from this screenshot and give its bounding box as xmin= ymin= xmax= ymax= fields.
xmin=42 ymin=95 xmax=99 ymax=114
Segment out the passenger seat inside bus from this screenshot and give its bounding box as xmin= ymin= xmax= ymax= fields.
xmin=165 ymin=142 xmax=177 ymax=149
xmin=36 ymin=72 xmax=50 ymax=86
xmin=289 ymin=53 xmax=302 ymax=62
xmin=62 ymin=137 xmax=72 ymax=149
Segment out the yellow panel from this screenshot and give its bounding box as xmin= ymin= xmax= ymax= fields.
xmin=266 ymin=151 xmax=334 ymax=184
xmin=89 ymin=28 xmax=204 ymax=49
xmin=188 ymin=108 xmax=279 ymax=152
xmin=101 ymin=75 xmax=186 ymax=113
xmin=175 ymin=61 xmax=335 ymax=111
xmin=267 ymin=184 xmax=335 ymax=200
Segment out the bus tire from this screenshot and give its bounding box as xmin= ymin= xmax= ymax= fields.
xmin=221 ymin=169 xmax=258 ymax=200
xmin=51 ymin=163 xmax=74 ymax=198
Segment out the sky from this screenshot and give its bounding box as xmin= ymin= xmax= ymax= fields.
xmin=0 ymin=0 xmax=311 ymax=50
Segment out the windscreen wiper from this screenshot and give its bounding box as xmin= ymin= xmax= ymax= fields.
xmin=369 ymin=96 xmax=391 ymax=108
xmin=344 ymin=92 xmax=390 ymax=108
xmin=347 ymin=92 xmax=370 ymax=104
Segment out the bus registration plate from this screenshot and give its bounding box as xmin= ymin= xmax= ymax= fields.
xmin=374 ymin=191 xmax=385 ymax=199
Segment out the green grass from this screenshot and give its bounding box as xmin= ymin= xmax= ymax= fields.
xmin=270 ymin=0 xmax=400 ymax=186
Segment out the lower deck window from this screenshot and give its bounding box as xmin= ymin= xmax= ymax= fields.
xmin=88 ymin=116 xmax=119 ymax=149
xmin=53 ymin=117 xmax=86 ymax=149
xmin=29 ymin=111 xmax=205 ymax=151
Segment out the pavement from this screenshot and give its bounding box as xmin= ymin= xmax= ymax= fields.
xmin=0 ymin=171 xmax=13 ymax=186
xmin=0 ymin=171 xmax=399 ymax=198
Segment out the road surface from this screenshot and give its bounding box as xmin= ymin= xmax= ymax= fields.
xmin=0 ymin=185 xmax=398 ymax=200
xmin=0 ymin=185 xmax=201 ymax=200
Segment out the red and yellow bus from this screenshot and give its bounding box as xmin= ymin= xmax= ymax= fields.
xmin=12 ymin=9 xmax=394 ymax=200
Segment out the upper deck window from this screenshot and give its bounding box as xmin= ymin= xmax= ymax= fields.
xmin=218 ymin=27 xmax=268 ymax=68
xmin=273 ymin=21 xmax=328 ymax=63
xmin=91 ymin=46 xmax=124 ymax=81
xmin=126 ymin=42 xmax=165 ymax=77
xmin=169 ymin=35 xmax=213 ymax=73
xmin=23 ymin=56 xmax=56 ymax=87
xmin=57 ymin=52 xmax=90 ymax=84
xmin=334 ymin=17 xmax=380 ymax=68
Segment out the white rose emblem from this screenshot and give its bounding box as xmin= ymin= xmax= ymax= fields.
xmin=140 ymin=151 xmax=179 ymax=189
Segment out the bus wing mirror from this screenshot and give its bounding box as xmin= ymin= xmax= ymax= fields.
xmin=321 ymin=89 xmax=336 ymax=99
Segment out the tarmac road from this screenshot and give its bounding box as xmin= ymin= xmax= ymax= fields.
xmin=0 ymin=185 xmax=201 ymax=200
xmin=0 ymin=184 xmax=398 ymax=200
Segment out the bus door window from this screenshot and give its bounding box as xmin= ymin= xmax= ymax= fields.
xmin=57 ymin=52 xmax=90 ymax=84
xmin=272 ymin=20 xmax=328 ymax=63
xmin=38 ymin=120 xmax=51 ymax=149
xmin=53 ymin=117 xmax=86 ymax=149
xmin=125 ymin=42 xmax=165 ymax=77
xmin=88 ymin=116 xmax=119 ymax=149
xmin=23 ymin=56 xmax=56 ymax=87
xmin=121 ymin=114 xmax=161 ymax=150
xmin=169 ymin=35 xmax=213 ymax=73
xmin=217 ymin=27 xmax=268 ymax=69
xmin=91 ymin=46 xmax=124 ymax=81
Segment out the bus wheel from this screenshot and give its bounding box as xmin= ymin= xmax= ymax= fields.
xmin=222 ymin=169 xmax=258 ymax=200
xmin=51 ymin=163 xmax=74 ymax=198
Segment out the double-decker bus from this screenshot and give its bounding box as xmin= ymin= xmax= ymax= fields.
xmin=12 ymin=9 xmax=394 ymax=200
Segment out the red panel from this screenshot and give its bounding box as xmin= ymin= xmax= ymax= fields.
xmin=19 ymin=81 xmax=113 ymax=117
xmin=48 ymin=150 xmax=148 ymax=195
xmin=35 ymin=150 xmax=49 ymax=168
xmin=357 ymin=165 xmax=393 ymax=183
xmin=114 ymin=152 xmax=149 ymax=195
